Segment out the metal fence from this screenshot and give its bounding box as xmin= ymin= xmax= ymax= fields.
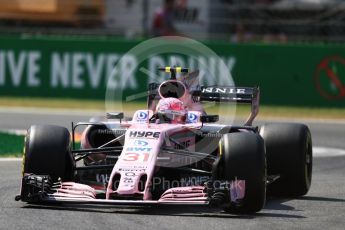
xmin=216 ymin=0 xmax=345 ymax=43
xmin=0 ymin=0 xmax=344 ymax=43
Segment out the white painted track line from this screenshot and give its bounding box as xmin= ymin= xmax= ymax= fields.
xmin=0 ymin=158 xmax=22 ymax=161
xmin=313 ymin=147 xmax=345 ymax=157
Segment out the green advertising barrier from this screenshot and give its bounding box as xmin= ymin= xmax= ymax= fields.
xmin=0 ymin=35 xmax=345 ymax=107
xmin=0 ymin=131 xmax=24 ymax=156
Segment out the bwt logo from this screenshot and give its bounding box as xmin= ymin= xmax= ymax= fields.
xmin=133 ymin=140 xmax=149 ymax=146
xmin=137 ymin=111 xmax=148 ymax=120
xmin=126 ymin=147 xmax=152 ymax=151
xmin=129 ymin=131 xmax=160 ymax=138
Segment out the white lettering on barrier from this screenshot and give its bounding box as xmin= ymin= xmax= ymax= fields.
xmin=219 ymin=57 xmax=236 ymax=85
xmin=0 ymin=52 xmax=4 ymax=85
xmin=208 ymin=56 xmax=217 ymax=86
xmin=106 ymin=54 xmax=119 ymax=88
xmin=51 ymin=52 xmax=69 ymax=88
xmin=7 ymin=51 xmax=26 ymax=87
xmin=86 ymin=54 xmax=105 ymax=88
xmin=106 ymin=55 xmax=119 ymax=89
xmin=148 ymin=55 xmax=236 ymax=87
xmin=169 ymin=55 xmax=185 ymax=68
xmin=50 ymin=52 xmax=138 ymax=90
xmin=149 ymin=56 xmax=165 ymax=83
xmin=0 ymin=50 xmax=41 ymax=87
xmin=102 ymin=53 xmax=137 ymax=90
xmin=0 ymin=51 xmax=236 ymax=92
xmin=27 ymin=51 xmax=41 ymax=87
xmin=197 ymin=56 xmax=207 ymax=84
xmin=120 ymin=55 xmax=137 ymax=89
xmin=72 ymin=53 xmax=84 ymax=88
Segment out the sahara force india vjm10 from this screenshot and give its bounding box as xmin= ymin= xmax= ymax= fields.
xmin=16 ymin=67 xmax=313 ymax=214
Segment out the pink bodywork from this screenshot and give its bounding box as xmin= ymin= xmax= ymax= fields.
xmin=105 ymin=112 xmax=203 ymax=200
xmin=100 ymin=109 xmax=245 ymax=203
xmin=73 ymin=75 xmax=252 ymax=204
xmin=159 ymin=186 xmax=208 ymax=201
xmin=50 ymin=182 xmax=96 ymax=199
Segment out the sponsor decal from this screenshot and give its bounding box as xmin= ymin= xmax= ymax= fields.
xmin=118 ymin=167 xmax=146 ymax=172
xmin=187 ymin=112 xmax=198 ymax=123
xmin=129 ymin=131 xmax=160 ymax=138
xmin=202 ymin=87 xmax=246 ymax=94
xmin=124 ymin=165 xmax=147 ymax=169
xmin=122 ymin=152 xmax=150 ymax=162
xmin=121 ymin=171 xmax=137 ymax=186
xmin=126 ymin=147 xmax=152 ymax=151
xmin=174 ymin=140 xmax=191 ymax=149
xmin=137 ymin=111 xmax=148 ymax=120
xmin=96 ymin=174 xmax=110 ymax=184
xmin=124 ymin=172 xmax=136 ymax=177
xmin=123 ymin=177 xmax=134 ymax=184
xmin=133 ymin=140 xmax=149 ymax=146
xmin=314 ymin=56 xmax=345 ymax=100
xmin=159 ymin=109 xmax=185 ymax=116
xmin=229 ymin=180 xmax=246 ymax=202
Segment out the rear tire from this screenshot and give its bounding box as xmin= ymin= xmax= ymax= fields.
xmin=215 ymin=132 xmax=266 ymax=213
xmin=260 ymin=123 xmax=312 ymax=197
xmin=23 ymin=125 xmax=74 ymax=181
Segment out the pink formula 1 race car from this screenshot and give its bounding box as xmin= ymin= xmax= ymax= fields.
xmin=16 ymin=67 xmax=313 ymax=214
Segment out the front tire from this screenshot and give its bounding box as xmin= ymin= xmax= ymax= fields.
xmin=23 ymin=125 xmax=74 ymax=181
xmin=260 ymin=123 xmax=312 ymax=197
xmin=215 ymin=132 xmax=267 ymax=213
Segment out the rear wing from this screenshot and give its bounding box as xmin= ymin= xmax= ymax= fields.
xmin=198 ymin=86 xmax=259 ymax=104
xmin=194 ymin=86 xmax=260 ymax=126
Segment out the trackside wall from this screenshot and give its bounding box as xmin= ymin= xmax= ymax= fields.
xmin=0 ymin=35 xmax=344 ymax=107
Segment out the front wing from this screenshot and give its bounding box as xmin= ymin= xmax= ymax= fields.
xmin=16 ymin=174 xmax=245 ymax=208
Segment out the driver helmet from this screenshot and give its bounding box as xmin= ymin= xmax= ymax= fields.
xmin=156 ymin=97 xmax=187 ymax=124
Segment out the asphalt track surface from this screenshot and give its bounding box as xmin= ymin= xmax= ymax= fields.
xmin=0 ymin=108 xmax=345 ymax=230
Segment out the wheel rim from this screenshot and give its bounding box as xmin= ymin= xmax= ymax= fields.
xmin=304 ymin=134 xmax=313 ymax=188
